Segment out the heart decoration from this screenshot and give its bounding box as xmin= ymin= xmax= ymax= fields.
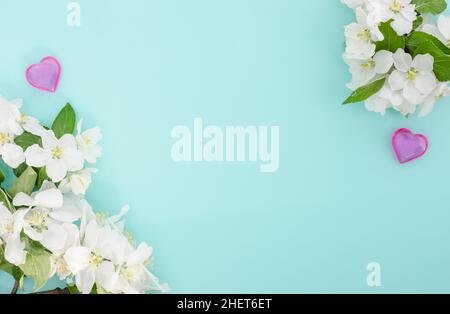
xmin=26 ymin=56 xmax=61 ymax=93
xmin=392 ymin=128 xmax=428 ymax=164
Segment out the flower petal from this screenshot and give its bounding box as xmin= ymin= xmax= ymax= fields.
xmin=64 ymin=246 xmax=91 ymax=274
xmin=25 ymin=145 xmax=50 ymax=167
xmin=2 ymin=144 xmax=25 ymax=169
xmin=412 ymin=54 xmax=434 ymax=73
xmin=34 ymin=188 xmax=63 ymax=209
xmin=388 ymin=70 xmax=407 ymax=91
xmin=5 ymin=237 xmax=26 ymax=266
xmin=374 ymin=50 xmax=393 ymax=74
xmin=46 ymin=158 xmax=68 ymax=183
xmin=13 ymin=193 xmax=35 ymax=207
xmin=438 ymin=15 xmax=450 ymax=41
xmin=76 ymin=268 xmax=96 ymax=294
xmin=393 ymin=49 xmax=412 ymax=72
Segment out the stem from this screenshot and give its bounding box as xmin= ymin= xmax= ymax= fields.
xmin=10 ymin=281 xmax=70 ymax=294
xmin=33 ymin=288 xmax=70 ymax=295
xmin=10 ymin=281 xmax=19 ymax=294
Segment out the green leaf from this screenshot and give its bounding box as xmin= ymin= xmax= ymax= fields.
xmin=376 ymin=21 xmax=406 ymax=52
xmin=343 ymin=78 xmax=386 ymax=105
xmin=52 ymin=103 xmax=76 ymax=139
xmin=14 ymin=132 xmax=42 ymax=150
xmin=414 ymin=40 xmax=445 ymax=58
xmin=0 ymin=168 xmax=5 ymax=184
xmin=0 ymin=262 xmax=14 ymax=275
xmin=434 ymin=55 xmax=450 ymax=82
xmin=406 ymin=31 xmax=450 ymax=56
xmin=67 ymin=285 xmax=81 ymax=294
xmin=7 ymin=167 xmax=37 ymax=198
xmin=20 ymin=252 xmax=51 ymax=292
xmin=13 ymin=163 xmax=27 ymax=178
xmin=413 ymin=16 xmax=424 ymax=30
xmin=37 ymin=168 xmax=50 ymax=189
xmin=12 ymin=266 xmax=24 ymax=282
xmin=24 ymin=236 xmax=46 ymax=255
xmin=414 ymin=40 xmax=450 ymax=81
xmin=0 ymin=189 xmax=13 ymax=211
xmin=412 ymin=0 xmax=447 ymax=15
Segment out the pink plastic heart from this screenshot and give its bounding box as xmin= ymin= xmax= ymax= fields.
xmin=392 ymin=128 xmax=428 ymax=164
xmin=26 ymin=56 xmax=61 ymax=93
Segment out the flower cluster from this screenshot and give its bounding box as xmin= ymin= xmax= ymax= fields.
xmin=342 ymin=0 xmax=450 ymax=117
xmin=0 ymin=97 xmax=168 ymax=294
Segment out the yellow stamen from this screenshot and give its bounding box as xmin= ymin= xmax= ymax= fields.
xmin=0 ymin=133 xmax=10 ymax=145
xmin=407 ymin=69 xmax=418 ymax=81
xmin=83 ymin=135 xmax=92 ymax=145
xmin=0 ymin=223 xmax=13 ymax=235
xmin=96 ymin=211 xmax=107 ymax=223
xmin=390 ymin=0 xmax=402 ymax=13
xmin=357 ymin=29 xmax=372 ymax=42
xmin=120 ymin=267 xmax=136 ymax=281
xmin=89 ymin=253 xmax=103 ymax=266
xmin=361 ymin=60 xmax=376 ymax=70
xmin=52 ymin=146 xmax=63 ymax=159
xmin=19 ymin=113 xmax=27 ymax=124
xmin=27 ymin=210 xmax=45 ymax=227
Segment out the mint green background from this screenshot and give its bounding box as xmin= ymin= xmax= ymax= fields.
xmin=1 ymin=0 xmax=450 ymax=294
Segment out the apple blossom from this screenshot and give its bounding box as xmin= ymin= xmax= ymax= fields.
xmin=25 ymin=130 xmax=84 ymax=182
xmin=389 ymin=49 xmax=437 ymax=104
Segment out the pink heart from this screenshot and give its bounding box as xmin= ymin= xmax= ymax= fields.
xmin=392 ymin=128 xmax=428 ymax=164
xmin=26 ymin=56 xmax=61 ymax=93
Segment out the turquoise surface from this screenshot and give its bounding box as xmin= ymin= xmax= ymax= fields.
xmin=1 ymin=0 xmax=450 ymax=293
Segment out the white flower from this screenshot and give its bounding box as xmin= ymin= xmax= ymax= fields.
xmin=42 ymin=223 xmax=80 ymax=280
xmin=365 ymin=86 xmax=393 ymax=115
xmin=344 ymin=7 xmax=384 ymax=60
xmin=388 ymin=49 xmax=437 ymax=104
xmin=64 ymin=220 xmax=117 ymax=294
xmin=419 ymin=83 xmax=450 ymax=117
xmin=109 ymin=242 xmax=170 ymax=294
xmin=76 ymin=120 xmax=102 ymax=163
xmin=365 ymin=82 xmax=410 ymax=115
xmin=17 ymin=113 xmax=46 ymax=137
xmin=59 ymin=168 xmax=97 ymax=196
xmin=422 ymin=15 xmax=450 ymax=47
xmin=13 ymin=187 xmax=64 ymax=241
xmin=25 ymin=130 xmax=84 ymax=182
xmin=345 ymin=50 xmax=394 ymax=90
xmin=80 ymin=205 xmax=130 ymax=236
xmin=0 ymin=205 xmax=26 ymax=266
xmin=0 ymin=129 xmax=25 ymax=168
xmin=34 ymin=181 xmax=85 ymax=223
xmin=42 ymin=223 xmax=79 ymax=257
xmin=0 ymin=97 xmax=24 ymax=137
xmin=367 ymin=0 xmax=417 ymax=35
xmin=342 ymin=0 xmax=367 ymax=9
xmin=8 ymin=99 xmax=46 ymax=136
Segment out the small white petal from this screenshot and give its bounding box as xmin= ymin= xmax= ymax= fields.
xmin=2 ymin=144 xmax=25 ymax=169
xmin=64 ymin=246 xmax=91 ymax=274
xmin=46 ymin=159 xmax=68 ymax=183
xmin=13 ymin=193 xmax=35 ymax=207
xmin=5 ymin=237 xmax=26 ymax=266
xmin=393 ymin=49 xmax=412 ymax=72
xmin=34 ymin=188 xmax=63 ymax=209
xmin=25 ymin=145 xmax=50 ymax=167
xmin=412 ymin=54 xmax=434 ymax=73
xmin=389 ymin=70 xmax=408 ymax=91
